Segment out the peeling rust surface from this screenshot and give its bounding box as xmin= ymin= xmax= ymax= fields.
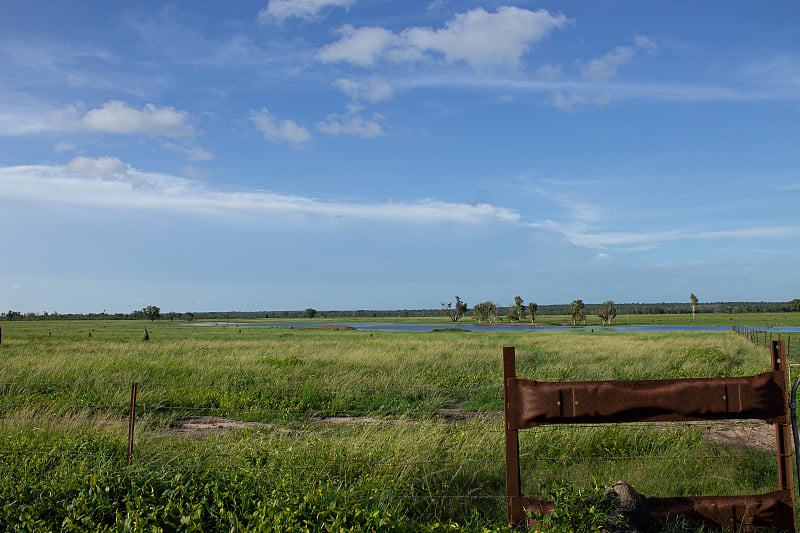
xmin=521 ymin=491 xmax=794 ymax=532
xmin=510 ymin=371 xmax=786 ymax=428
xmin=647 ymin=490 xmax=795 ymax=532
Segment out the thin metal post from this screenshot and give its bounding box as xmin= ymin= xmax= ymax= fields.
xmin=126 ymin=381 xmax=138 ymax=466
xmin=503 ymin=346 xmax=523 ymax=524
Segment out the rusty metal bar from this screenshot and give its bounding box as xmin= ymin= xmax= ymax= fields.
xmin=503 ymin=345 xmax=798 ymax=531
xmin=522 ymin=491 xmax=795 ymax=532
xmin=126 ymin=381 xmax=138 ymax=466
xmin=648 ymin=490 xmax=795 ymax=532
xmin=503 ymin=347 xmax=523 ymax=524
xmin=508 ymin=372 xmax=786 ymax=428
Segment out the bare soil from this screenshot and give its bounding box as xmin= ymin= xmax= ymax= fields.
xmin=165 ymin=414 xmax=775 ymax=453
xmin=699 ymin=420 xmax=774 ymax=452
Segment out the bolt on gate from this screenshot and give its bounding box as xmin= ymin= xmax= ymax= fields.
xmin=503 ymin=343 xmax=797 ymax=532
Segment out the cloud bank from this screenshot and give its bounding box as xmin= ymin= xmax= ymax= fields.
xmin=0 ymin=163 xmax=520 ymax=226
xmin=318 ymin=7 xmax=569 ymax=70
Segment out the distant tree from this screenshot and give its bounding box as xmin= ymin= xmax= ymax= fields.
xmin=138 ymin=306 xmax=160 ymax=321
xmin=791 ymin=299 xmax=800 ymax=312
xmin=473 ymin=304 xmax=486 ymax=324
xmin=473 ymin=301 xmax=496 ymax=324
xmin=473 ymin=301 xmax=497 ymax=323
xmin=183 ymin=312 xmax=195 ymax=323
xmin=596 ymin=300 xmax=617 ymax=326
xmin=305 ymin=308 xmax=317 ymax=319
xmin=690 ymin=293 xmax=698 ymax=320
xmin=5 ymin=310 xmax=22 ymax=321
xmin=441 ymin=296 xmax=468 ymax=322
xmin=527 ymin=302 xmax=537 ymax=323
xmin=570 ymin=299 xmax=585 ymax=326
xmin=515 ymin=296 xmax=526 ymax=322
xmin=402 ymin=309 xmax=409 ymax=318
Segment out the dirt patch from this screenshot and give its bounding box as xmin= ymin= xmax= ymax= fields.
xmin=315 ymin=325 xmax=356 ymax=330
xmin=163 ymin=415 xmax=775 ymax=453
xmin=700 ymin=420 xmax=774 ymax=453
xmin=167 ymin=416 xmax=284 ymax=437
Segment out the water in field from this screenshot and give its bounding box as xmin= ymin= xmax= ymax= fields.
xmin=192 ymin=322 xmax=800 ymax=333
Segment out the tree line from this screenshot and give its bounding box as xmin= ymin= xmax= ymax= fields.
xmin=4 ymin=299 xmax=800 ymax=321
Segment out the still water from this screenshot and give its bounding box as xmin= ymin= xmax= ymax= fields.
xmin=193 ymin=322 xmax=800 ymax=333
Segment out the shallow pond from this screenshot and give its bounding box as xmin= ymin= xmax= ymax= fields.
xmin=192 ymin=322 xmax=800 ymax=333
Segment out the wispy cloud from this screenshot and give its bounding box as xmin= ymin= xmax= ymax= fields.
xmin=54 ymin=142 xmax=76 ymax=152
xmin=249 ymin=108 xmax=312 ymax=146
xmin=531 ymin=219 xmax=800 ymax=249
xmin=162 ymin=142 xmax=214 ymax=161
xmin=316 ymin=106 xmax=386 ymax=138
xmin=258 ymin=0 xmax=356 ymax=23
xmin=333 ymin=78 xmax=393 ymax=102
xmin=0 ymin=164 xmax=520 ymax=226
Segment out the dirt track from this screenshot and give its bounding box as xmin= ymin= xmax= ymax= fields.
xmin=166 ymin=414 xmax=776 ymax=453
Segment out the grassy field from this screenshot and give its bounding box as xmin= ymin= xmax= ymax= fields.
xmin=0 ymin=320 xmax=793 ymax=531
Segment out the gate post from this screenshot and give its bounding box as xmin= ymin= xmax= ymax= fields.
xmin=771 ymin=341 xmax=794 ymax=494
xmin=503 ymin=346 xmax=523 ymax=524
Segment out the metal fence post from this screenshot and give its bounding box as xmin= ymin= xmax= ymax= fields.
xmin=126 ymin=381 xmax=138 ymax=466
xmin=771 ymin=342 xmax=794 ymax=494
xmin=503 ymin=346 xmax=523 ymax=524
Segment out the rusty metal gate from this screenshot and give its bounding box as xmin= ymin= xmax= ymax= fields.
xmin=503 ymin=342 xmax=797 ymax=532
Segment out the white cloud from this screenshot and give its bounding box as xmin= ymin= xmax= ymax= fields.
xmin=333 ymin=78 xmax=393 ymax=102
xmin=258 ymin=0 xmax=356 ymax=23
xmin=581 ymin=36 xmax=657 ymax=82
xmin=531 ymin=219 xmax=800 ymax=249
xmin=318 ymin=25 xmax=399 ymax=67
xmin=182 ymin=166 xmax=212 ymax=180
xmin=49 ymin=101 xmax=196 ymax=137
xmin=0 ymin=164 xmax=520 ymax=226
xmin=550 ymin=91 xmax=612 ymax=110
xmin=634 ymin=35 xmax=658 ymax=53
xmin=162 ymin=142 xmax=214 ymax=161
xmin=581 ymin=46 xmax=636 ymax=82
xmin=55 ymin=142 xmax=76 ymax=152
xmin=11 ymin=283 xmax=21 ymax=289
xmin=536 ymin=64 xmax=563 ymax=80
xmin=318 ymin=7 xmax=569 ymax=70
xmin=402 ymin=7 xmax=569 ymax=70
xmin=0 ymin=103 xmax=59 ymax=135
xmin=316 ymin=109 xmax=386 ymax=138
xmin=249 ymin=108 xmax=312 ymax=146
xmin=66 ymin=156 xmax=128 ymax=178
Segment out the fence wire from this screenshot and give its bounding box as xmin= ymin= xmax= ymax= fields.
xmin=0 ymin=377 xmax=788 ymax=505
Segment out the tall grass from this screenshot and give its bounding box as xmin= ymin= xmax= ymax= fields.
xmin=0 ymin=321 xmax=788 ymax=531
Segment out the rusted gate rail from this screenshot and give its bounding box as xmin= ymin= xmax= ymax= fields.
xmin=503 ymin=342 xmax=797 ymax=532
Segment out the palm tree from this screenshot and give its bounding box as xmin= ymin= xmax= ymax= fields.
xmin=570 ymin=299 xmax=585 ymax=326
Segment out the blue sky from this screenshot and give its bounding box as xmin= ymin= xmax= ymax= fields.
xmin=1 ymin=1 xmax=799 ymax=313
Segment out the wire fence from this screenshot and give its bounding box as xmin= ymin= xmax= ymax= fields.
xmin=732 ymin=326 xmax=800 ymax=360
xmin=0 ymin=380 xmax=784 ymax=500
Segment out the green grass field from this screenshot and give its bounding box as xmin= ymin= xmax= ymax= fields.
xmin=0 ymin=320 xmax=794 ymax=531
